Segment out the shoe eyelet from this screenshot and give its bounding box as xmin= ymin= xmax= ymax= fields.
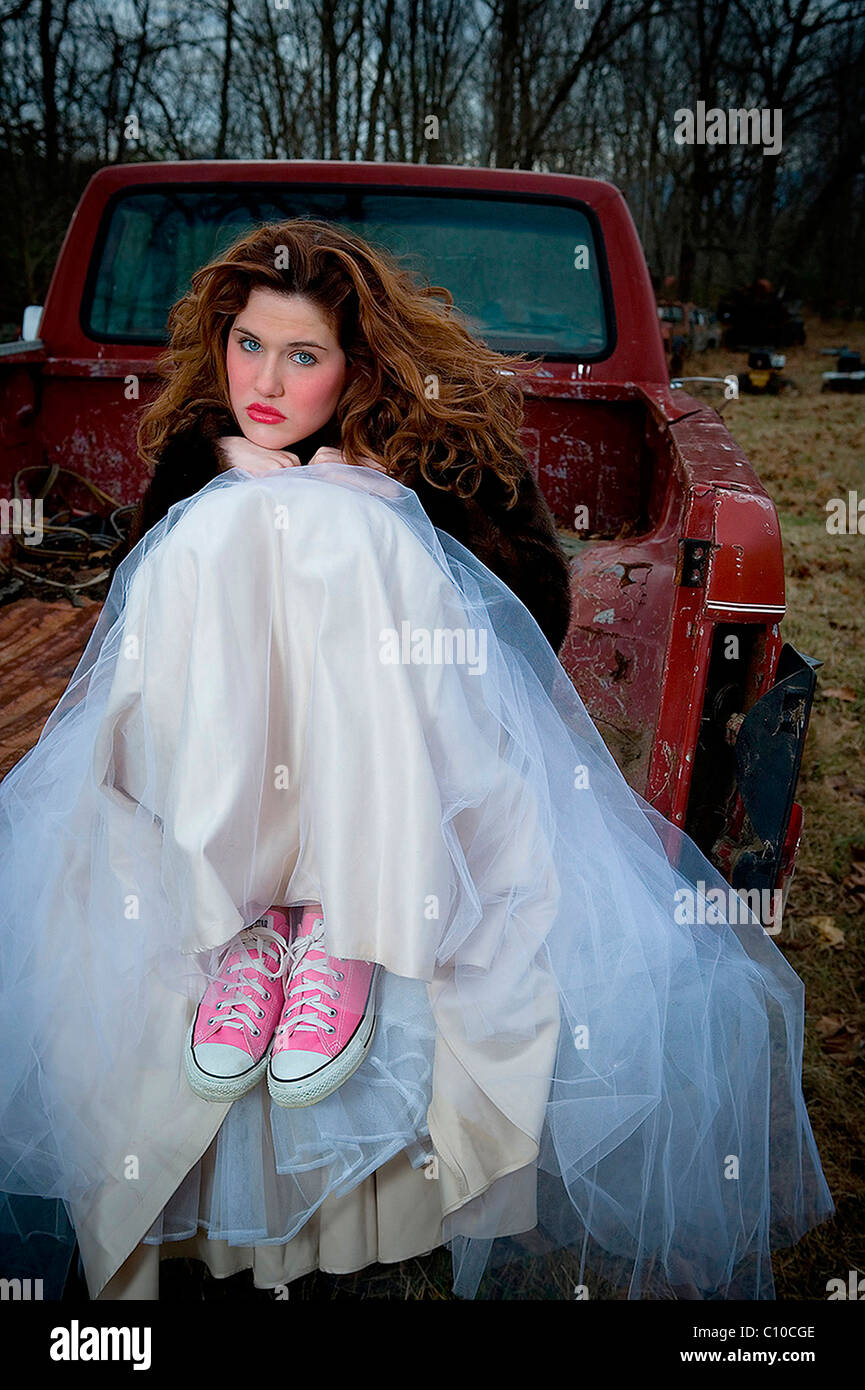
xmin=336 ymin=972 xmax=344 ymax=980
xmin=256 ymin=1008 xmax=265 ymax=1019
xmin=328 ymin=1008 xmax=337 ymax=1017
xmin=263 ymin=991 xmax=270 ymax=1001
xmin=253 ymin=1027 xmax=261 ymax=1037
xmin=328 ymin=1026 xmax=336 ymax=1034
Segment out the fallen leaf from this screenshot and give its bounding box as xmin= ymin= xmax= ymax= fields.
xmin=805 ymin=915 xmax=845 ymax=947
xmin=797 ymin=865 xmax=836 ymax=885
xmin=816 ymin=1015 xmax=846 ymax=1037
xmin=815 ymin=1015 xmax=865 ymax=1065
xmin=825 ymin=1041 xmax=863 ymax=1065
xmin=821 ymin=686 xmax=857 ymax=701
xmin=841 ymin=851 xmax=865 ymax=908
xmin=825 ymin=774 xmax=865 ymax=801
xmin=842 ymin=864 xmax=865 ymax=891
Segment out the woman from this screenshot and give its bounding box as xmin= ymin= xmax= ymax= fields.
xmin=109 ymin=225 xmax=572 ymax=653
xmin=0 ymin=219 xmax=833 ymax=1301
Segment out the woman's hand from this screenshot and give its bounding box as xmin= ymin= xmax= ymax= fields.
xmin=307 ymin=446 xmax=388 ymax=473
xmin=216 ymin=436 xmax=302 ymax=475
xmin=308 ymin=445 xmax=401 ymax=497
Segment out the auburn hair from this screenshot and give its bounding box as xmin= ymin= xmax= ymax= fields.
xmin=137 ymin=217 xmax=540 ymax=506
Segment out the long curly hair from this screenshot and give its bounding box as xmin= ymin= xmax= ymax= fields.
xmin=137 ymin=218 xmax=540 ymax=507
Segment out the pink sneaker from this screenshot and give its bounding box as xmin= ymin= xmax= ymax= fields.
xmin=267 ymin=905 xmax=381 ymax=1108
xmin=185 ymin=908 xmax=293 ymax=1102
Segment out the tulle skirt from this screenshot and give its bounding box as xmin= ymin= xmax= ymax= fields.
xmin=0 ymin=459 xmax=834 ymax=1298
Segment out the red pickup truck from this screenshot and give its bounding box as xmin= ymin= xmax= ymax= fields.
xmin=0 ymin=159 xmax=818 ymax=926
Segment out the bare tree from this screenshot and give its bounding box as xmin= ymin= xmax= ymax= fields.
xmin=1 ymin=0 xmax=864 ymax=327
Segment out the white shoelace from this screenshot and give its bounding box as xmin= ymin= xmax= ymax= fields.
xmin=276 ymin=918 xmax=344 ymax=1037
xmin=208 ymin=919 xmax=291 ymax=1038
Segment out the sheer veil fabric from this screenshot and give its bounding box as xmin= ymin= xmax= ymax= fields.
xmin=0 ymin=460 xmax=833 ymax=1298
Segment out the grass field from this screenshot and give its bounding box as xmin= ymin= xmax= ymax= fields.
xmin=694 ymin=320 xmax=865 ymax=1299
xmin=104 ymin=318 xmax=865 ymax=1301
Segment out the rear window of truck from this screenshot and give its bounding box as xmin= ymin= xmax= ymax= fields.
xmin=83 ymin=185 xmax=610 ymax=359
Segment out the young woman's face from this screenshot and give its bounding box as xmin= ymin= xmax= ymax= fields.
xmin=226 ymin=288 xmax=348 ymax=448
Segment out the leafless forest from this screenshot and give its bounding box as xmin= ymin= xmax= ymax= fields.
xmin=1 ymin=0 xmax=864 ymax=333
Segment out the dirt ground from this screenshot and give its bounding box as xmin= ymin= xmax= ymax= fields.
xmin=113 ymin=316 xmax=857 ymax=1303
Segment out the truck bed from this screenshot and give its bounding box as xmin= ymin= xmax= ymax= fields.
xmin=0 ymin=596 xmax=101 ymax=779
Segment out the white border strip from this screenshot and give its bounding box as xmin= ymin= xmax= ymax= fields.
xmin=705 ymin=600 xmax=786 ymax=613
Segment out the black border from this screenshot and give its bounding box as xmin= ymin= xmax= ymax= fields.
xmin=78 ymin=179 xmax=618 ymax=363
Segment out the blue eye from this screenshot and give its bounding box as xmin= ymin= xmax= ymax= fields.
xmin=237 ymin=338 xmax=316 ymax=366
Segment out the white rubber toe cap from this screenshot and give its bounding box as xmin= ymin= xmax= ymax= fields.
xmin=193 ymin=1043 xmax=257 ymax=1077
xmin=269 ymin=1049 xmax=324 ymax=1082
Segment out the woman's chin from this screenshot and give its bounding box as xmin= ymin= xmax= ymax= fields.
xmin=242 ymin=422 xmax=294 ymax=448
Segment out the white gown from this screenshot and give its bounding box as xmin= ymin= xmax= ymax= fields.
xmin=0 ymin=460 xmax=834 ymax=1299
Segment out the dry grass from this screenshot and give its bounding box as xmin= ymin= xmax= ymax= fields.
xmin=684 ymin=319 xmax=865 ymax=1297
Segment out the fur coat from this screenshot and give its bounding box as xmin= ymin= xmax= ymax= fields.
xmin=110 ymin=412 xmax=573 ymax=653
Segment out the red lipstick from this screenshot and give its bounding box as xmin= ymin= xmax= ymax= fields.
xmin=246 ymin=403 xmax=286 ymax=423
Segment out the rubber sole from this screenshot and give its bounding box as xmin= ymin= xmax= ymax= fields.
xmin=183 ymin=1016 xmax=274 ymax=1103
xmin=267 ymin=966 xmax=380 ymax=1108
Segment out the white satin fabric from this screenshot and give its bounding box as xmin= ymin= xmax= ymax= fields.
xmin=0 ymin=460 xmax=833 ymax=1299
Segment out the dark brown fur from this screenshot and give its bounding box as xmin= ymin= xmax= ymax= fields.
xmin=111 ymin=413 xmax=573 ymax=653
